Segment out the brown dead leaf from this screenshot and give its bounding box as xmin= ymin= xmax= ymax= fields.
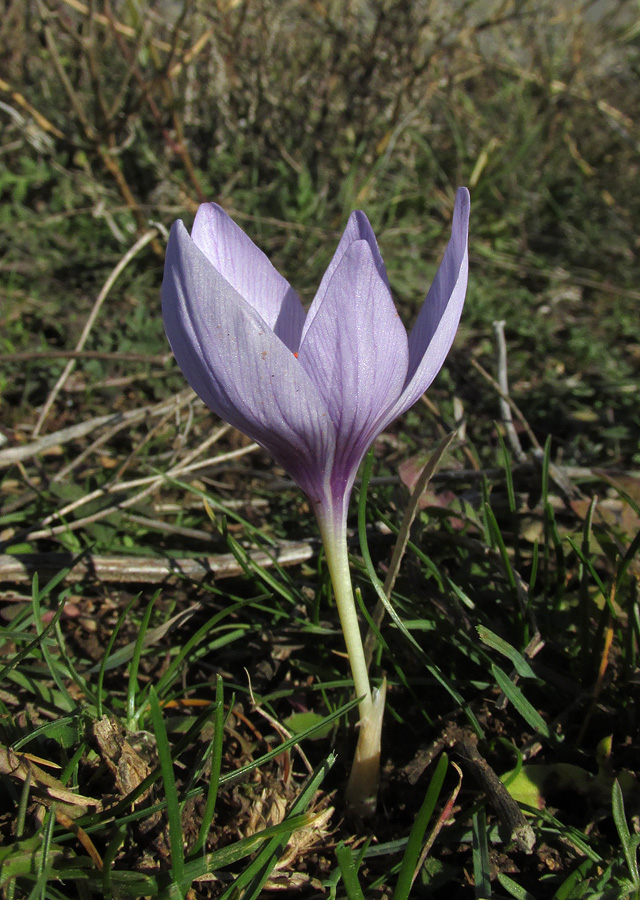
xmin=0 ymin=744 xmax=100 ymax=818
xmin=91 ymin=716 xmax=152 ymax=800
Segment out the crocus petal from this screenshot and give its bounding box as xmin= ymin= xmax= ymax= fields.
xmin=393 ymin=186 xmax=470 ymax=417
xmin=301 ymin=211 xmax=390 ymax=345
xmin=162 ymin=220 xmax=336 ymax=500
xmin=297 ymin=239 xmax=408 ymax=498
xmin=191 ymin=203 xmax=306 ymax=352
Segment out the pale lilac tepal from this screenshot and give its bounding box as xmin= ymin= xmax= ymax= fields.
xmin=162 ymin=189 xmax=470 ymax=525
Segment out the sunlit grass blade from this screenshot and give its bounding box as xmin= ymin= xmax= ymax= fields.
xmin=0 ymin=596 xmax=64 ymax=685
xmin=188 ymin=675 xmax=224 ymax=857
xmin=476 ymin=626 xmax=537 ymax=679
xmin=336 ymin=841 xmax=367 ymax=900
xmin=356 ymin=455 xmax=483 ymax=737
xmin=382 ymin=434 xmax=455 ymax=593
xmin=126 ymin=592 xmax=158 ymax=727
xmin=167 ymin=475 xmax=279 ymax=545
xmin=153 ymin=597 xmax=259 ymax=698
xmin=221 ymin=521 xmax=303 ymax=608
xmin=148 ymin=686 xmax=185 ymax=894
xmin=31 ymin=576 xmax=75 ymax=713
xmin=51 ymin=614 xmax=95 ymax=706
xmin=96 ymin=596 xmax=137 ymax=718
xmin=566 ymin=536 xmax=608 ymax=598
xmin=483 ymin=502 xmax=517 ymax=592
xmin=472 ymin=806 xmax=491 ymax=899
xmin=101 ymin=824 xmax=127 ymax=900
xmin=393 ymin=752 xmax=448 ymax=900
xmin=168 ymin=813 xmax=316 ymax=890
xmin=361 ymin=435 xmax=454 ymax=665
xmin=80 ymin=697 xmax=357 ymax=836
xmin=496 ymin=871 xmax=536 ymax=900
xmin=611 ymin=778 xmax=640 ymax=886
xmin=34 ymin=808 xmax=56 ymax=900
xmin=551 ymin=858 xmax=595 ymax=899
xmin=376 ymin=508 xmax=445 ymax=591
xmin=491 ymin=664 xmax=550 ymax=738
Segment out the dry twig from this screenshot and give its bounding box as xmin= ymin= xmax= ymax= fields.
xmin=0 ymin=541 xmax=314 ymax=585
xmin=32 ymin=228 xmax=159 ymax=437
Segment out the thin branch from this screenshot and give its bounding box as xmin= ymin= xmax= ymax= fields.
xmin=470 ymin=357 xmax=542 ymax=451
xmin=0 ymin=390 xmax=193 ymax=469
xmin=14 ymin=443 xmax=258 ymax=542
xmin=363 ymin=433 xmax=455 ymax=668
xmin=32 ymin=228 xmax=158 ymax=437
xmin=59 ymin=0 xmax=174 ymax=51
xmin=0 ymin=542 xmax=314 ymax=585
xmin=451 ymin=728 xmax=535 ymax=854
xmin=492 ymin=320 xmax=526 ymax=462
xmin=0 ymin=77 xmax=65 ymax=139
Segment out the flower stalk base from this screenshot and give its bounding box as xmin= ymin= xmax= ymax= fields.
xmin=345 ymin=678 xmax=387 ymax=818
xmin=318 ymin=508 xmax=385 ymax=817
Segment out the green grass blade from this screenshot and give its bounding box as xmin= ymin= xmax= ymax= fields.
xmin=496 ymin=871 xmax=536 ymax=900
xmin=0 ymin=598 xmax=65 ymax=685
xmin=552 ymin=859 xmax=595 ymax=899
xmin=96 ymin=595 xmax=137 ymax=718
xmin=476 ymin=626 xmax=537 ymax=679
xmin=393 ymin=752 xmax=448 ymax=900
xmin=189 ymin=675 xmax=224 ymax=857
xmin=153 ymin=598 xmax=258 ymax=697
xmin=357 ymin=454 xmax=483 ymax=737
xmin=149 ymin=686 xmax=185 ymax=893
xmin=336 ymin=842 xmax=367 ymax=900
xmin=126 ymin=591 xmax=159 ymax=726
xmin=612 ymin=778 xmax=640 ymax=884
xmin=492 ymin=664 xmax=550 ymax=737
xmin=484 ymin=502 xmax=517 ymax=592
xmin=31 ymin=576 xmax=75 ymax=712
xmin=472 ymin=805 xmax=491 ymax=899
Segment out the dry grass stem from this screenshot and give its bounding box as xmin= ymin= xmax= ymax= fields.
xmin=32 ymin=228 xmax=159 ymax=437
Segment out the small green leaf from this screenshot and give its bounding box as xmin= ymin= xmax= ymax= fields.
xmin=477 ymin=626 xmax=537 ymax=679
xmin=492 ymin=664 xmax=550 ymax=737
xmin=497 ymin=871 xmax=536 ymax=900
xmin=284 ymin=711 xmax=334 ymax=740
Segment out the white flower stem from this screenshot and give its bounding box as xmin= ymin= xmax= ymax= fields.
xmin=317 ymin=509 xmax=385 ymax=816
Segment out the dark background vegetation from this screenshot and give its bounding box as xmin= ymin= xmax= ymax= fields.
xmin=0 ymin=1 xmax=639 ymax=897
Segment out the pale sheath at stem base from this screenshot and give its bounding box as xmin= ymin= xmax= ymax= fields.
xmin=318 ymin=509 xmax=385 ymax=817
xmin=345 ymin=678 xmax=387 ymax=818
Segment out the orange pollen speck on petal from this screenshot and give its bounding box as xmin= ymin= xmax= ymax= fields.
xmin=293 ymin=352 xmax=298 ymax=358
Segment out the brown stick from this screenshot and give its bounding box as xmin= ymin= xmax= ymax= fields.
xmin=450 ymin=727 xmax=535 ymax=854
xmin=0 ymin=391 xmax=194 ymax=469
xmin=32 ymin=228 xmax=159 ymax=437
xmin=0 ymin=542 xmax=314 ymax=585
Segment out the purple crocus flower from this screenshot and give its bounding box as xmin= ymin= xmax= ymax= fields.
xmin=162 ymin=189 xmax=469 ymax=815
xmin=162 ymin=188 xmax=469 ymax=526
